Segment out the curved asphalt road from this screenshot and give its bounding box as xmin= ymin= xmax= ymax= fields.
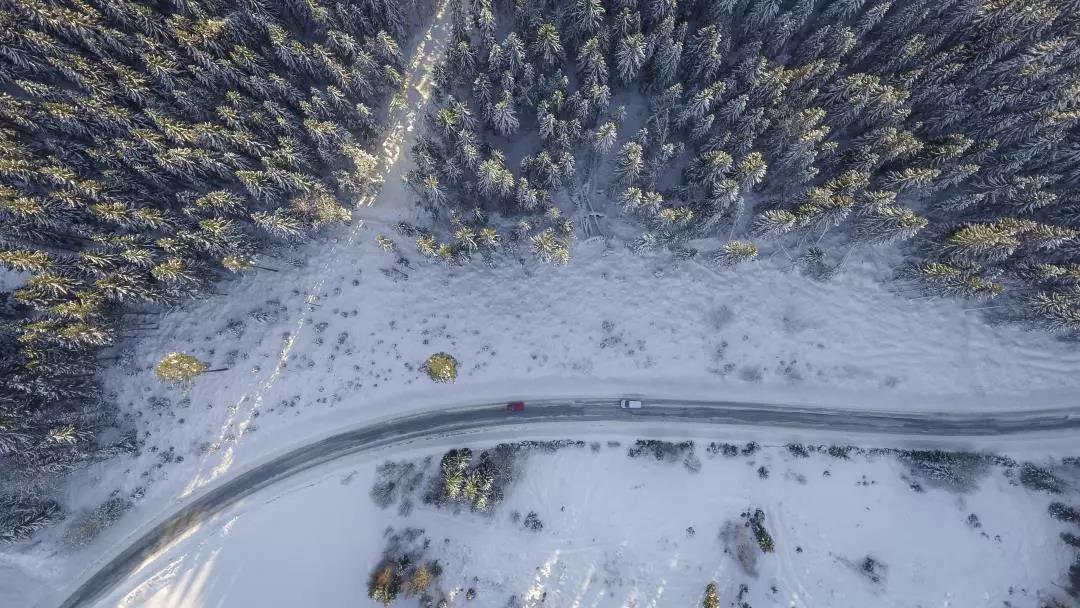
xmin=56 ymin=397 xmax=1080 ymax=608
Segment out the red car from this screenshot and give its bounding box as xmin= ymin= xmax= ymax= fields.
xmin=506 ymin=401 xmax=525 ymax=412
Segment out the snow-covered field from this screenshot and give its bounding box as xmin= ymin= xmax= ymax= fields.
xmin=89 ymin=435 xmax=1078 ymax=608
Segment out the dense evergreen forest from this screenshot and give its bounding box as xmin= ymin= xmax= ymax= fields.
xmin=0 ymin=0 xmax=417 ymax=540
xmin=2 ymin=0 xmax=1080 ymax=544
xmin=409 ymin=0 xmax=1080 ymax=325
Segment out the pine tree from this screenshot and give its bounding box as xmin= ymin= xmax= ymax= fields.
xmin=714 ymin=241 xmax=759 ymax=267
xmin=616 ymin=34 xmax=647 ymax=84
xmin=533 ymin=24 xmax=563 ymax=68
xmin=154 ymin=353 xmax=211 ymax=385
xmin=702 ymin=582 xmax=720 ymax=608
xmin=615 ymin=141 xmax=645 ymax=185
xmin=490 ymin=94 xmax=519 ymax=136
xmin=531 ymin=228 xmax=571 ymax=265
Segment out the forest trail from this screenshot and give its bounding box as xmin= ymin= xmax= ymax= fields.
xmin=360 ymin=0 xmax=453 ymax=219
xmin=175 ymin=1 xmax=453 ymax=499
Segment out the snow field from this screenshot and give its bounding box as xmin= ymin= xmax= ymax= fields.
xmin=103 ymin=438 xmax=1076 ymax=608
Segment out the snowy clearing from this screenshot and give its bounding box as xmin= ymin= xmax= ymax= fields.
xmin=83 ymin=436 xmax=1079 ymax=608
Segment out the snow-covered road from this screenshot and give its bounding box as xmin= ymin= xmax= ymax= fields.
xmin=55 ymin=397 xmax=1080 ymax=608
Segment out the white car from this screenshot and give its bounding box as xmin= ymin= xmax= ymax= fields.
xmin=619 ymin=399 xmax=643 ymax=409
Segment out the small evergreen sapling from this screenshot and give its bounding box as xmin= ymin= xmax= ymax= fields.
xmin=425 ymin=353 xmax=459 ymax=383
xmin=154 ymin=352 xmax=220 ymax=384
xmin=702 ymin=582 xmax=720 ymax=608
xmin=714 ymin=241 xmax=759 ymax=267
xmin=368 ymin=561 xmax=402 ymax=606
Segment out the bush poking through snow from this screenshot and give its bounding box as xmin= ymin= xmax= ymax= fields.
xmin=368 ymin=561 xmax=403 ymax=606
xmin=859 ymin=556 xmax=887 ymax=584
xmin=707 ymin=442 xmax=739 ymax=457
xmin=827 ymin=445 xmax=854 ymax=459
xmin=154 ymin=352 xmax=210 ymax=384
xmin=627 ymin=440 xmax=694 ymax=462
xmin=1049 ymin=503 xmax=1080 ymax=523
xmin=377 ymin=235 xmax=397 ymax=252
xmin=407 ymin=564 xmax=436 ymax=597
xmin=440 ymin=449 xmax=471 ymax=501
xmin=424 ymin=352 xmax=459 ymax=383
xmin=702 ymin=582 xmax=721 ymax=608
xmin=64 ymin=496 xmax=132 ymax=547
xmin=368 ymin=529 xmax=442 ymax=606
xmin=786 ymin=443 xmax=811 ymax=458
xmin=1019 ymin=463 xmax=1064 ymax=494
xmin=523 ymin=511 xmax=543 ymax=532
xmin=1063 ymin=533 xmax=1080 ymax=549
xmin=898 ymin=450 xmax=992 ymax=493
xmin=747 ymin=509 xmax=775 ymax=553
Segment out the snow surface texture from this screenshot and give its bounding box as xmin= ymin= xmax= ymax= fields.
xmin=6 ymin=0 xmax=1080 ymax=603
xmin=95 ymin=440 xmax=1076 ymax=608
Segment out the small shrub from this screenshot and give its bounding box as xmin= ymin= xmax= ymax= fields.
xmin=747 ymin=509 xmax=774 ymax=553
xmin=424 ymin=352 xmax=458 ymax=383
xmin=827 ymin=445 xmax=853 ymax=459
xmin=154 ymin=352 xmax=208 ymax=384
xmin=859 ymin=556 xmax=886 ymax=584
xmin=1020 ymin=463 xmax=1064 ymax=494
xmin=406 ymin=563 xmax=435 ymax=597
xmin=628 ymin=440 xmax=693 ymax=462
xmin=369 ymin=561 xmax=402 ymax=606
xmin=786 ymin=443 xmax=810 ymax=458
xmin=1049 ymin=502 xmax=1080 ymax=523
xmin=64 ymin=496 xmax=132 ymax=547
xmin=708 ymin=442 xmax=739 ymax=457
xmin=523 ymin=511 xmax=543 ymax=532
xmin=1062 ymin=532 xmax=1080 ymax=549
xmin=899 ymin=450 xmax=991 ymax=493
xmin=702 ymin=582 xmax=720 ymax=608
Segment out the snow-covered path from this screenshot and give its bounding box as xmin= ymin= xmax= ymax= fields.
xmin=174 ymin=0 xmax=453 ymax=499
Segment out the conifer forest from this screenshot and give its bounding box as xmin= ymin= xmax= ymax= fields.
xmin=2 ymin=0 xmax=1080 ymax=558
